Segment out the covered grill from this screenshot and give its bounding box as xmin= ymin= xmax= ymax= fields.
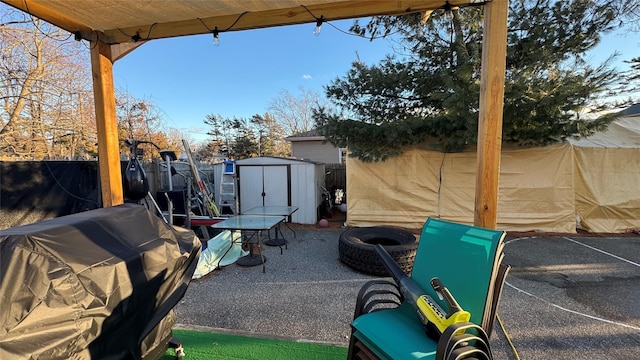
xmin=0 ymin=204 xmax=201 ymax=359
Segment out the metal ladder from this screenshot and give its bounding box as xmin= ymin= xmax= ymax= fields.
xmin=219 ymin=160 xmax=237 ymax=215
xmin=181 ymin=139 xmax=220 ymax=217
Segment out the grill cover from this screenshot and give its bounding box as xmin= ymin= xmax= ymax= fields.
xmin=0 ymin=204 xmax=201 ymax=359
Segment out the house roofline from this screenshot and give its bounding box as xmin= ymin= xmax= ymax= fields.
xmin=285 ymin=136 xmax=326 ymax=142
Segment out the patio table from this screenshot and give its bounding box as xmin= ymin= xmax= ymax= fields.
xmin=241 ymin=206 xmax=299 ymax=248
xmin=209 ymin=215 xmax=285 ymax=273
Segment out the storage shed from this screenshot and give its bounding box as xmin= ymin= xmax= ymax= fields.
xmin=216 ymin=157 xmax=324 ymax=224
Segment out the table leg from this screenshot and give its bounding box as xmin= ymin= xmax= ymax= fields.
xmin=282 ymin=221 xmax=297 ymax=238
xmin=264 ymin=224 xmax=287 ymax=252
xmin=236 ymin=230 xmax=266 ymax=272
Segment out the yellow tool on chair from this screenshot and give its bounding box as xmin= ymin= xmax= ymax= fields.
xmin=374 ymin=244 xmax=471 ymax=340
xmin=417 ymin=277 xmax=471 ymax=338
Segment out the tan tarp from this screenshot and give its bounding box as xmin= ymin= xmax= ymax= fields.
xmin=347 ymin=115 xmax=640 ymax=233
xmin=347 ymin=148 xmax=442 ymax=228
xmin=347 ymin=144 xmax=577 ymax=232
xmin=569 ymin=115 xmax=640 ymax=232
xmin=573 ymin=147 xmax=640 ymax=232
xmin=496 ymin=145 xmax=576 ymax=232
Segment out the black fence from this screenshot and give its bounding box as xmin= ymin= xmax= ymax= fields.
xmin=325 ymin=163 xmax=346 ymax=191
xmin=1 ymin=161 xmax=101 ymax=229
xmin=0 ymin=160 xmax=212 ymax=228
xmin=1 ymin=160 xmax=344 ymax=229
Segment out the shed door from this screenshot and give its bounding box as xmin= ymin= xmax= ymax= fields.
xmin=238 ymin=165 xmax=289 ymax=212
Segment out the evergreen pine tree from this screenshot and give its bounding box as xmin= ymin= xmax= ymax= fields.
xmin=316 ymin=0 xmax=637 ymax=161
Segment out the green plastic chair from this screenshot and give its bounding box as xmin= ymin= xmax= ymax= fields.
xmin=347 ymin=218 xmax=508 ymax=360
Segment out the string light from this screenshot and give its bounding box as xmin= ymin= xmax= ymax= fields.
xmin=443 ymin=1 xmax=455 ymax=21
xmin=313 ymin=16 xmax=323 ymax=36
xmin=198 ymin=12 xmax=247 ymax=48
xmin=212 ymin=27 xmax=220 ymax=46
xmin=301 ymin=5 xmax=402 ymax=40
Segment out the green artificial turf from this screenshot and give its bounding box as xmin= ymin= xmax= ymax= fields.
xmin=162 ymin=329 xmax=348 ymax=360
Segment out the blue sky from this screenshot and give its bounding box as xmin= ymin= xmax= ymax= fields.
xmin=113 ymin=19 xmax=638 ymax=144
xmin=113 ymin=19 xmax=394 ymax=143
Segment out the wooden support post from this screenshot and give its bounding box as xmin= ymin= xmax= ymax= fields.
xmin=90 ymin=38 xmax=123 ymax=207
xmin=474 ymin=0 xmax=509 ymax=229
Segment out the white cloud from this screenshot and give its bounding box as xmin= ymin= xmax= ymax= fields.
xmin=302 ymin=74 xmax=312 ymax=80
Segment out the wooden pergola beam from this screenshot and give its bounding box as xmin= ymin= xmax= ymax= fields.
xmin=90 ymin=38 xmax=123 ymax=207
xmin=2 ymin=0 xmax=481 ymax=44
xmin=102 ymin=0 xmax=471 ymax=44
xmin=474 ymin=0 xmax=509 ymax=229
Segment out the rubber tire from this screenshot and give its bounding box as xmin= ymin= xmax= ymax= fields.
xmin=339 ymin=227 xmax=418 ymax=276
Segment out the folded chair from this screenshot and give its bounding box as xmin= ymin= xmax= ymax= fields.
xmin=347 ymin=218 xmax=510 ymax=360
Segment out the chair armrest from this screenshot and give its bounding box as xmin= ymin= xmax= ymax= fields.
xmin=353 ymin=280 xmax=403 ymax=319
xmin=436 ymin=322 xmax=493 ymax=360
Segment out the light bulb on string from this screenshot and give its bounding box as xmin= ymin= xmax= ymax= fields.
xmin=313 ymin=16 xmax=324 ymax=36
xmin=212 ymin=27 xmax=220 ymax=46
xmin=443 ymin=1 xmax=454 ymax=21
xmin=445 ymin=10 xmax=454 ymax=21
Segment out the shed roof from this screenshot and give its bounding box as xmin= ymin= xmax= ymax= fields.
xmin=285 ymin=128 xmax=326 ymax=142
xmin=235 ymin=156 xmax=322 ymax=165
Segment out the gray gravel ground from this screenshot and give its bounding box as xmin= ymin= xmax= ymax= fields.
xmin=174 ymin=225 xmax=640 ymax=359
xmin=174 ymin=225 xmax=369 ymax=345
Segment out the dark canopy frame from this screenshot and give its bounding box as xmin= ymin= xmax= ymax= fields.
xmin=1 ymin=0 xmax=508 ymax=229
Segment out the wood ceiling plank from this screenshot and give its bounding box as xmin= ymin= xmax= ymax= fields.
xmin=2 ymin=0 xmax=93 ymax=36
xmin=105 ymin=1 xmax=468 ymax=44
xmin=3 ymin=0 xmax=484 ymax=44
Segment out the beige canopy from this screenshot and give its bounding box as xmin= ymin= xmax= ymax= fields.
xmin=1 ymin=0 xmax=509 ymax=229
xmin=347 ymin=114 xmax=640 ymax=233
